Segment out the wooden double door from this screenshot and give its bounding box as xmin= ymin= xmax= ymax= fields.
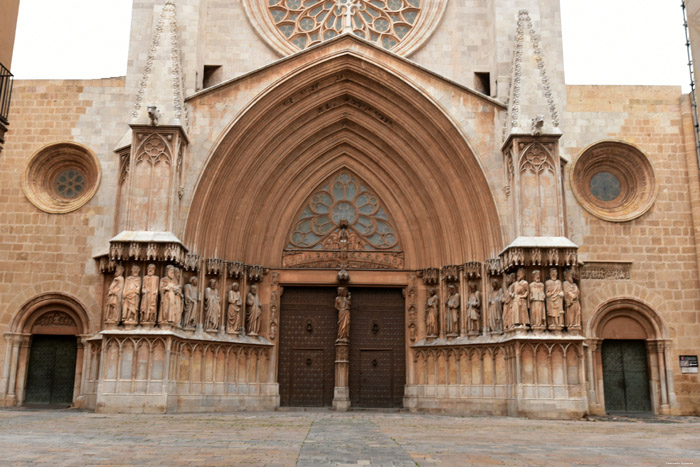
xmin=279 ymin=287 xmax=405 ymax=408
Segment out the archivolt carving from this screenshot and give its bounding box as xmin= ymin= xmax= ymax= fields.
xmin=34 ymin=311 xmax=77 ymax=328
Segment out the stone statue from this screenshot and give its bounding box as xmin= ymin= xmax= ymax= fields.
xmin=513 ymin=268 xmax=530 ymax=327
xmin=425 ymin=287 xmax=439 ymax=338
xmin=446 ymin=283 xmax=460 ymax=336
xmin=160 ymin=265 xmax=182 ymax=325
xmin=204 ymin=278 xmax=220 ymax=331
xmin=174 ymin=268 xmax=183 ymax=325
xmin=488 ymin=278 xmax=503 ymax=333
xmin=335 ymin=286 xmax=351 ymax=342
xmin=247 ymin=284 xmax=262 ymax=337
xmin=564 ymin=269 xmax=581 ymax=329
xmin=545 ymin=268 xmax=564 ymax=330
xmin=466 ymin=282 xmax=481 ymax=335
xmin=227 ymin=282 xmax=242 ymax=335
xmin=104 ymin=265 xmax=125 ymax=323
xmin=502 ymin=273 xmax=515 ymax=330
xmin=529 ymin=270 xmax=546 ymax=330
xmin=182 ymin=276 xmax=199 ymax=329
xmin=122 ymin=265 xmax=141 ymax=325
xmin=140 ymin=264 xmax=159 ymax=324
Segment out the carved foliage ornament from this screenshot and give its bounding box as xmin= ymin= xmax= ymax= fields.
xmin=244 ymin=0 xmax=446 ymax=56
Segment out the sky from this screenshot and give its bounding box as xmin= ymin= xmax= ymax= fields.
xmin=9 ymin=0 xmax=691 ymax=92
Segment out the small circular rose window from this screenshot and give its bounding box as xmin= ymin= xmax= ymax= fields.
xmin=22 ymin=142 xmax=101 ymax=214
xmin=571 ymin=141 xmax=657 ymax=222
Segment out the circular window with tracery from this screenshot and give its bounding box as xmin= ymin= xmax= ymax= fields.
xmin=22 ymin=142 xmax=101 ymax=214
xmin=570 ymin=141 xmax=657 ymax=222
xmin=244 ymin=0 xmax=446 ymax=56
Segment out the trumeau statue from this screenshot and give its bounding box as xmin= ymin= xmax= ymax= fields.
xmin=488 ymin=278 xmax=503 ymax=334
xmin=140 ymin=264 xmax=159 ymax=324
xmin=122 ymin=265 xmax=142 ymax=325
xmin=204 ymin=278 xmax=220 ymax=331
xmin=502 ymin=273 xmax=515 ymax=330
xmin=513 ymin=268 xmax=530 ymax=327
xmin=564 ymin=269 xmax=581 ymax=329
xmin=425 ymin=287 xmax=439 ymax=338
xmin=529 ymin=270 xmax=546 ymax=330
xmin=227 ymin=281 xmax=242 ymax=335
xmin=446 ymin=283 xmax=460 ymax=336
xmin=247 ymin=284 xmax=262 ymax=337
xmin=545 ymin=267 xmax=564 ymax=330
xmin=160 ymin=265 xmax=182 ymax=325
xmin=335 ymin=286 xmax=351 ymax=342
xmin=182 ymin=276 xmax=199 ymax=329
xmin=105 ymin=264 xmax=125 ymax=323
xmin=466 ymin=282 xmax=481 ymax=335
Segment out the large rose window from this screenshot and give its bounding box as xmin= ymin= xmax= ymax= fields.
xmin=288 ymin=171 xmax=399 ymax=250
xmin=244 ymin=0 xmax=446 ymax=56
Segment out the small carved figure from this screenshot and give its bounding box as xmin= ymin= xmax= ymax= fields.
xmin=513 ymin=268 xmax=530 ymax=327
xmin=204 ymin=279 xmax=220 ymax=331
xmin=446 ymin=284 xmax=460 ymax=336
xmin=563 ymin=269 xmax=581 ymax=328
xmin=269 ymin=321 xmax=277 ymax=340
xmin=529 ymin=270 xmax=546 ymax=330
xmin=105 ymin=265 xmax=125 ymax=323
xmin=425 ymin=288 xmax=439 ymax=338
xmin=335 ymin=286 xmax=351 ymax=342
xmin=488 ymin=278 xmax=504 ymax=333
xmin=122 ymin=265 xmax=142 ymax=324
xmin=227 ymin=282 xmax=242 ymax=335
xmin=140 ymin=264 xmax=159 ymax=324
xmin=466 ymin=282 xmax=481 ymax=335
xmin=247 ymin=284 xmax=262 ymax=336
xmin=502 ymin=273 xmax=515 ymax=330
xmin=160 ymin=265 xmax=182 ymax=325
xmin=182 ymin=276 xmax=200 ymax=329
xmin=545 ymin=268 xmax=565 ymax=330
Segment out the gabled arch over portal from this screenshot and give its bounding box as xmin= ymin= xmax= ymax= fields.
xmin=185 ymin=42 xmax=503 ymax=268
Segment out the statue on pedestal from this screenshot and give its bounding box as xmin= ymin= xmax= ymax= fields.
xmin=336 ymin=286 xmax=351 ymax=342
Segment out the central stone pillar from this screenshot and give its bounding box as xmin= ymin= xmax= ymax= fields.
xmin=333 ymin=285 xmax=351 ymax=411
xmin=333 ymin=342 xmax=350 ymax=411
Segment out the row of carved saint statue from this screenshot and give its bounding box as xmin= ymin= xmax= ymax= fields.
xmin=426 ymin=267 xmax=581 ymax=338
xmin=104 ymin=264 xmax=263 ymax=336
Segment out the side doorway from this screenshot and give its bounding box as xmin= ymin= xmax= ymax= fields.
xmin=602 ymin=340 xmax=652 ymax=413
xmin=24 ymin=335 xmax=78 ymax=406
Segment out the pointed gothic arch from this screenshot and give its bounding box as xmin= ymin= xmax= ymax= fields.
xmin=185 ymin=45 xmax=503 ymax=268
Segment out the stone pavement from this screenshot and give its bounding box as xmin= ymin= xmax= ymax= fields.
xmin=0 ymin=408 xmax=699 ymax=466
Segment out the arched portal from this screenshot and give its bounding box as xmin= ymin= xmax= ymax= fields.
xmin=1 ymin=293 xmax=91 ymax=407
xmin=587 ymin=298 xmax=675 ymax=415
xmin=185 ymin=51 xmax=503 ymax=268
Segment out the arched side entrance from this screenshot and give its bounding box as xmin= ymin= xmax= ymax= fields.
xmin=586 ymin=299 xmax=676 ymax=415
xmin=1 ymin=293 xmax=91 ymax=407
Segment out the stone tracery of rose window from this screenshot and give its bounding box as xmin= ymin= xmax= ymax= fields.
xmin=287 ymin=171 xmax=400 ymax=251
xmin=244 ymin=0 xmax=445 ymax=56
xmin=268 ymin=0 xmax=420 ymax=51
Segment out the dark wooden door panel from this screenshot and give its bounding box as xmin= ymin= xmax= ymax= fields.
xmin=349 ymin=288 xmax=405 ymax=408
xmin=602 ymin=340 xmax=651 ymax=413
xmin=279 ymin=287 xmax=336 ymax=407
xmin=25 ymin=335 xmax=77 ymax=405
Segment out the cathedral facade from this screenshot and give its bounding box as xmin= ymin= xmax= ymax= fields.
xmin=0 ymin=0 xmax=698 ymax=418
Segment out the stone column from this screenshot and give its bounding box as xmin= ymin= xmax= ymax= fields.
xmin=333 ymin=342 xmax=350 ymax=411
